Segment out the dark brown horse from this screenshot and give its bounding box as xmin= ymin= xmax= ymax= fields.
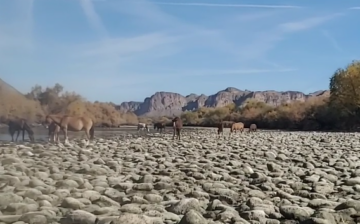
xmin=172 ymin=117 xmax=182 ymax=140
xmin=48 ymin=122 xmax=60 ymax=142
xmin=217 ymin=121 xmax=234 ymax=137
xmin=230 ymin=122 xmax=244 ymax=135
xmin=154 ymin=122 xmax=166 ymax=133
xmin=44 ymin=114 xmax=94 ymax=143
xmin=249 ymin=123 xmax=257 ymax=132
xmin=8 ymin=119 xmax=35 ymax=142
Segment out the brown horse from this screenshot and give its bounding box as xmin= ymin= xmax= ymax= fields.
xmin=8 ymin=119 xmax=35 ymax=142
xmin=249 ymin=123 xmax=257 ymax=132
xmin=172 ymin=117 xmax=182 ymax=140
xmin=44 ymin=114 xmax=95 ymax=143
xmin=217 ymin=121 xmax=234 ymax=137
xmin=154 ymin=122 xmax=166 ymax=133
xmin=230 ymin=122 xmax=244 ymax=135
xmin=48 ymin=122 xmax=60 ymax=142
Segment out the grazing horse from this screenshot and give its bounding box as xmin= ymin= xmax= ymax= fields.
xmin=154 ymin=122 xmax=166 ymax=133
xmin=48 ymin=122 xmax=60 ymax=142
xmin=8 ymin=119 xmax=35 ymax=142
xmin=44 ymin=114 xmax=95 ymax=143
xmin=249 ymin=123 xmax=257 ymax=132
xmin=217 ymin=121 xmax=234 ymax=137
xmin=230 ymin=122 xmax=244 ymax=135
xmin=137 ymin=123 xmax=149 ymax=132
xmin=172 ymin=117 xmax=183 ymax=140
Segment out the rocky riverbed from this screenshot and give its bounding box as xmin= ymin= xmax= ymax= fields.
xmin=1 ymin=129 xmax=360 ymax=224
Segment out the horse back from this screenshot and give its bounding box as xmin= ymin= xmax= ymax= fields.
xmin=61 ymin=116 xmax=93 ymax=130
xmin=46 ymin=114 xmax=63 ymax=123
xmin=8 ymin=119 xmax=24 ymax=130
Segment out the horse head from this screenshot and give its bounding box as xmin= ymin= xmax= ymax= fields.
xmin=43 ymin=115 xmax=54 ymax=128
xmin=29 ymin=133 xmax=35 ymax=142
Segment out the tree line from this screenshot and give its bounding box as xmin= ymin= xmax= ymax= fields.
xmin=180 ymin=60 xmax=360 ymax=131
xmin=0 ymin=83 xmax=138 ymax=126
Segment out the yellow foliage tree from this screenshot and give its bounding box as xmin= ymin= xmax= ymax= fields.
xmin=330 ymin=60 xmax=360 ymax=117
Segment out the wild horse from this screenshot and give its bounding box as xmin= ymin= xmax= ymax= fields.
xmin=8 ymin=119 xmax=35 ymax=142
xmin=172 ymin=117 xmax=183 ymax=140
xmin=217 ymin=121 xmax=234 ymax=138
xmin=137 ymin=123 xmax=149 ymax=132
xmin=153 ymin=122 xmax=166 ymax=133
xmin=44 ymin=114 xmax=95 ymax=143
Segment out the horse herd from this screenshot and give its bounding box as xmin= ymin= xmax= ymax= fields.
xmin=7 ymin=115 xmax=256 ymax=143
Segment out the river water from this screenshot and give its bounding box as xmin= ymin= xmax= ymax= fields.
xmin=0 ymin=127 xmax=143 ymax=142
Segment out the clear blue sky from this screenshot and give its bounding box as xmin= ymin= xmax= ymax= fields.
xmin=0 ymin=0 xmax=359 ymax=103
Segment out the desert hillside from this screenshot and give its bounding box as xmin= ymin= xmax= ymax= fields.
xmin=117 ymin=87 xmax=329 ymax=117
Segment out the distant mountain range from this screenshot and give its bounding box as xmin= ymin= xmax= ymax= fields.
xmin=116 ymin=87 xmax=330 ymax=117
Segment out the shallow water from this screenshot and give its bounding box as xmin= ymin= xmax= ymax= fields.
xmin=0 ymin=126 xmax=147 ymax=142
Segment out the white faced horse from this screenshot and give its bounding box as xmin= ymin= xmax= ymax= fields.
xmin=137 ymin=123 xmax=149 ymax=132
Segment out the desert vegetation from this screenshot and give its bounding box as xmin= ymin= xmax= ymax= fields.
xmin=180 ymin=60 xmax=360 ymax=131
xmin=0 ymin=83 xmax=138 ymax=126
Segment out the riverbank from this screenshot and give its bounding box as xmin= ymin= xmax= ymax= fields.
xmin=0 ymin=129 xmax=359 ymax=223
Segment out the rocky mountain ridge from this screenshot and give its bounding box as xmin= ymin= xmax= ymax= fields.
xmin=117 ymin=87 xmax=329 ymax=117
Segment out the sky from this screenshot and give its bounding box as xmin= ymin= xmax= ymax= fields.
xmin=0 ymin=0 xmax=359 ymax=103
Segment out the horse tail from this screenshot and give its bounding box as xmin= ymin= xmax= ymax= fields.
xmin=90 ymin=124 xmax=95 ymax=140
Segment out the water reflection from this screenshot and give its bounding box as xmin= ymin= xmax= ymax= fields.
xmin=0 ymin=127 xmax=140 ymax=142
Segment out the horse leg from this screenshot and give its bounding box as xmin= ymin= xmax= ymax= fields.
xmin=178 ymin=129 xmax=181 ymax=140
xmin=22 ymin=129 xmax=25 ymax=141
xmin=62 ymin=127 xmax=69 ymax=144
xmin=85 ymin=129 xmax=90 ymax=141
xmin=55 ymin=131 xmax=59 ymax=143
xmin=16 ymin=131 xmax=20 ymax=142
xmin=172 ymin=128 xmax=175 ymax=140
